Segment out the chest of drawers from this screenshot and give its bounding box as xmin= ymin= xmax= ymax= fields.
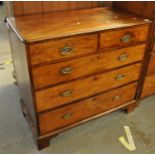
xmin=7 ymin=7 xmax=151 ymax=150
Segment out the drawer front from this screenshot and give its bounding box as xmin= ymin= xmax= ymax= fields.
xmin=36 ymin=63 xmax=141 ymax=112
xmin=33 ymin=44 xmax=145 ymax=89
xmin=100 ymin=25 xmax=149 ymax=49
xmin=29 ymin=34 xmax=98 ymax=65
xmin=39 ymin=83 xmax=137 ymax=135
xmin=141 ymin=75 xmax=155 ymax=98
xmin=147 ymin=52 xmax=155 ymax=76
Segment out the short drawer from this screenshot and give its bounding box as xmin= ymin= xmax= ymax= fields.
xmin=36 ymin=63 xmax=141 ymax=112
xmin=32 ymin=44 xmax=145 ymax=89
xmin=100 ymin=25 xmax=149 ymax=49
xmin=29 ymin=34 xmax=98 ymax=65
xmin=147 ymin=52 xmax=155 ymax=76
xmin=39 ymin=83 xmax=137 ymax=135
xmin=141 ymin=75 xmax=155 ymax=98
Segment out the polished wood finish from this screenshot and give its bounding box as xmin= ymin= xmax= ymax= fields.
xmin=114 ymin=2 xmax=155 ymax=19
xmin=36 ymin=63 xmax=141 ymax=112
xmin=7 ymin=5 xmax=151 ymax=150
xmin=146 ymin=52 xmax=155 ymax=76
xmin=153 ymin=43 xmax=155 ymax=51
xmin=29 ymin=34 xmax=97 ymax=65
xmin=141 ymin=75 xmax=155 ymax=98
xmin=100 ymin=25 xmax=149 ymax=49
xmin=8 ymin=26 xmax=38 ymax=139
xmin=125 ymin=102 xmax=139 ymax=113
xmin=37 ymin=137 xmax=51 ymax=151
xmin=7 ymin=8 xmax=151 ymax=43
xmin=39 ymin=83 xmax=137 ymax=135
xmin=113 ymin=2 xmax=146 ymax=17
xmin=32 ymin=44 xmax=145 ymax=89
xmin=13 ymin=1 xmax=102 ymax=16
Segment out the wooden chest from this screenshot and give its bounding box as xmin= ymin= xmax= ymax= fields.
xmin=7 ymin=6 xmax=151 ymax=150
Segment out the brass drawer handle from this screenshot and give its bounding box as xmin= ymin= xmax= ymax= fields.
xmin=118 ymin=53 xmax=128 ymax=61
xmin=115 ymin=74 xmax=125 ymax=80
xmin=113 ymin=95 xmax=122 ymax=101
xmin=121 ymin=34 xmax=132 ymax=43
xmin=60 ymin=89 xmax=72 ymax=97
xmin=62 ymin=112 xmax=73 ymax=119
xmin=60 ymin=66 xmax=73 ymax=75
xmin=60 ymin=46 xmax=73 ymax=56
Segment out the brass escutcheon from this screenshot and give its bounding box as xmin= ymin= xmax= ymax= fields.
xmin=118 ymin=53 xmax=128 ymax=61
xmin=113 ymin=95 xmax=122 ymax=101
xmin=60 ymin=89 xmax=72 ymax=97
xmin=60 ymin=46 xmax=73 ymax=56
xmin=121 ymin=34 xmax=132 ymax=43
xmin=115 ymin=74 xmax=125 ymax=80
xmin=62 ymin=112 xmax=73 ymax=119
xmin=60 ymin=66 xmax=73 ymax=75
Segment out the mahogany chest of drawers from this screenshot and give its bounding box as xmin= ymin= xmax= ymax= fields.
xmin=7 ymin=7 xmax=151 ymax=150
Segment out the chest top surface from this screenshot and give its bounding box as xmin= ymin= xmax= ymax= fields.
xmin=7 ymin=7 xmax=151 ymax=43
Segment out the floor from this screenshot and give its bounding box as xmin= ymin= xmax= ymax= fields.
xmin=0 ymin=4 xmax=155 ymax=154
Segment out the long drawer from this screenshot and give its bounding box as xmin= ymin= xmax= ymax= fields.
xmin=32 ymin=44 xmax=145 ymax=89
xmin=36 ymin=63 xmax=141 ymax=112
xmin=39 ymin=83 xmax=137 ymax=135
xmin=29 ymin=34 xmax=98 ymax=65
xmin=100 ymin=25 xmax=149 ymax=49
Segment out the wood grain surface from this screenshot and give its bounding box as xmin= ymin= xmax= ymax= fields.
xmin=100 ymin=25 xmax=149 ymax=49
xmin=7 ymin=7 xmax=151 ymax=42
xmin=146 ymin=52 xmax=155 ymax=76
xmin=6 ymin=2 xmax=152 ymax=150
xmin=32 ymin=44 xmax=145 ymax=89
xmin=29 ymin=34 xmax=97 ymax=65
xmin=141 ymin=75 xmax=155 ymax=98
xmin=39 ymin=83 xmax=137 ymax=134
xmin=36 ymin=63 xmax=141 ymax=112
xmin=13 ymin=1 xmax=102 ymax=16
